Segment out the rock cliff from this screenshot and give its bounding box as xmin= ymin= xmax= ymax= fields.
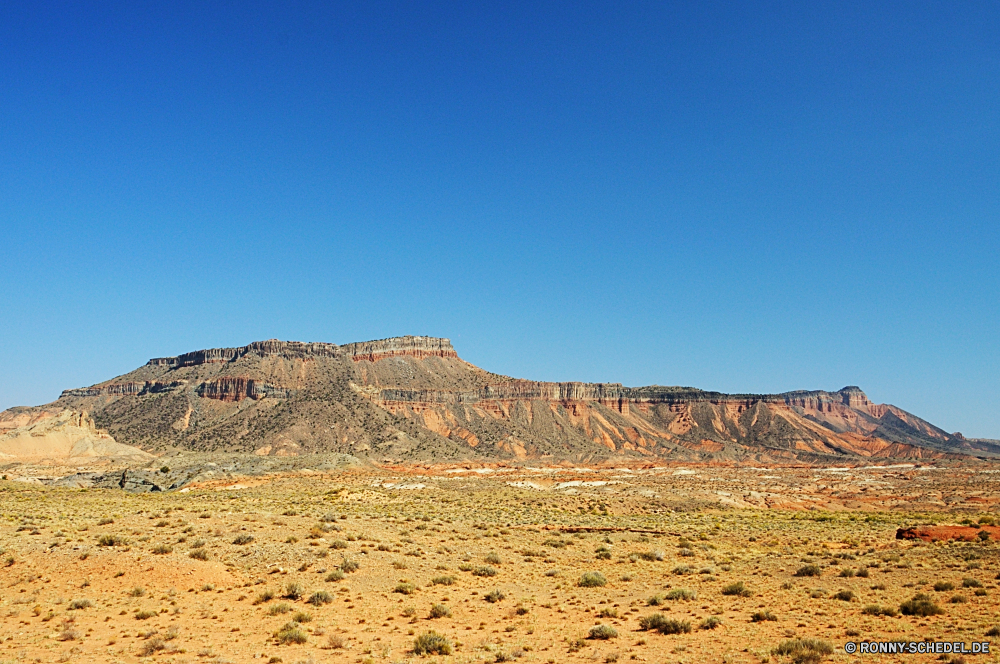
xmin=0 ymin=410 xmax=152 ymax=464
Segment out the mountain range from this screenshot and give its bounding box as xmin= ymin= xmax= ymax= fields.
xmin=2 ymin=336 xmax=996 ymax=464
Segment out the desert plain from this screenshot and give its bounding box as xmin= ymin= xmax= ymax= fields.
xmin=1 ymin=461 xmax=999 ymax=664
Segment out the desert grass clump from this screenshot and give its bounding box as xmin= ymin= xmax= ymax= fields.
xmin=699 ymin=616 xmax=723 ymax=630
xmin=665 ymin=588 xmax=697 ymax=601
xmin=330 ymin=540 xmax=347 ymax=549
xmin=267 ymin=603 xmax=292 ymax=616
xmin=900 ymin=593 xmax=944 ymax=616
xmin=588 ymin=624 xmax=618 ymax=640
xmin=394 ymin=582 xmax=416 ymax=595
xmin=232 ymin=533 xmax=255 ymax=545
xmin=68 ymin=599 xmax=93 ymax=610
xmin=721 ymin=581 xmax=752 ymax=597
xmin=772 ymin=637 xmax=833 ymax=664
xmin=950 ymin=594 xmax=968 ymax=604
xmin=638 ymin=550 xmax=665 ymax=562
xmin=325 ymin=570 xmax=345 ymax=582
xmin=135 ymin=610 xmax=156 ymax=620
xmin=484 ymin=589 xmax=505 ymax=603
xmin=340 ymin=558 xmax=360 ymax=573
xmin=751 ymin=610 xmax=778 ymax=622
xmin=638 ymin=613 xmax=691 ymax=635
xmin=473 ymin=565 xmax=498 ymax=577
xmin=139 ymin=638 xmax=166 ymax=656
xmin=672 ymin=565 xmax=692 ymax=575
xmin=152 ymin=543 xmax=173 ymax=554
xmin=485 ymin=551 xmax=502 ymax=565
xmin=129 ymin=586 xmax=146 ymax=597
xmin=291 ymin=611 xmax=312 ymax=623
xmin=413 ymin=631 xmax=452 ymax=655
xmin=578 ymin=571 xmax=608 ymax=587
xmin=431 ymin=575 xmax=455 ymax=586
xmin=598 ymin=607 xmax=619 ymax=618
xmin=283 ymin=583 xmax=304 ymax=600
xmin=307 ymin=591 xmax=333 ymax=606
xmin=963 ymin=577 xmax=983 ymax=588
xmin=188 ymin=548 xmax=209 ymax=560
xmin=794 ymin=564 xmax=822 ymax=577
xmin=274 ymin=622 xmax=308 ymax=645
xmin=97 ymin=534 xmax=126 ymax=547
xmin=833 ymin=589 xmax=855 ymax=602
xmin=429 ymin=603 xmax=451 ymax=618
xmin=934 ymin=580 xmax=956 ymax=592
xmin=253 ymin=589 xmax=276 ymax=605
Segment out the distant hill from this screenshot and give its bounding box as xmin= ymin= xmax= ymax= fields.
xmin=0 ymin=336 xmax=986 ymax=463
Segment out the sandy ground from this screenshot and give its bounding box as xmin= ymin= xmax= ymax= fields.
xmin=1 ymin=463 xmax=999 ymax=664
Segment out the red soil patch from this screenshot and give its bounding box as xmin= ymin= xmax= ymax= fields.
xmin=896 ymin=525 xmax=1000 ymax=542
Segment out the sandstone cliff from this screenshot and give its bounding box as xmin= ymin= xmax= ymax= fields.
xmin=1 ymin=336 xmax=977 ymax=464
xmin=0 ymin=410 xmax=153 ymax=464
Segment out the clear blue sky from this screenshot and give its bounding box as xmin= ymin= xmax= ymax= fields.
xmin=1 ymin=2 xmax=997 ymax=437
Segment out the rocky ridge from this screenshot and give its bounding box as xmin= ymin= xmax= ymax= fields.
xmin=1 ymin=335 xmax=989 ymax=464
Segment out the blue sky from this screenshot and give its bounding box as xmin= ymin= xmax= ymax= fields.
xmin=1 ymin=1 xmax=997 ymax=437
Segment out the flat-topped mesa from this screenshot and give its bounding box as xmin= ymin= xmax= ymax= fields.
xmin=344 ymin=336 xmax=457 ymax=362
xmin=148 ymin=340 xmax=342 ymax=367
xmin=147 ymin=336 xmax=456 ymax=367
xmin=780 ymin=386 xmax=873 ymax=413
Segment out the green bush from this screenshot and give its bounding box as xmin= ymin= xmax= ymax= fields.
xmin=266 ymin=603 xmax=291 ymax=616
xmin=638 ymin=613 xmax=691 ymax=634
xmin=307 ymin=591 xmax=333 ymax=606
xmin=665 ymin=588 xmax=696 ymax=601
xmin=283 ymin=583 xmax=303 ymax=600
xmin=900 ymin=593 xmax=944 ymax=616
xmin=428 ymin=603 xmax=451 ymax=618
xmin=274 ymin=622 xmax=307 ymax=645
xmin=485 ymin=589 xmax=505 ymax=603
xmin=772 ymin=638 xmax=833 ymax=664
xmin=253 ymin=589 xmax=276 ymax=605
xmin=588 ymin=624 xmax=618 ymax=640
xmin=751 ymin=610 xmax=777 ymax=622
xmin=578 ymin=571 xmax=608 ymax=587
xmin=699 ymin=616 xmax=722 ymax=630
xmin=722 ymin=581 xmax=752 ymax=597
xmin=413 ymin=630 xmax=452 ymax=655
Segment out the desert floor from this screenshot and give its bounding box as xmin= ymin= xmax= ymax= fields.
xmin=1 ymin=463 xmax=999 ymax=664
